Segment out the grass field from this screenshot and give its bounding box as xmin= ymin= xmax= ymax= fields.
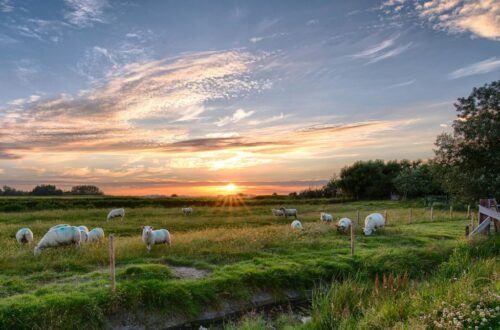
xmin=0 ymin=199 xmax=497 ymax=329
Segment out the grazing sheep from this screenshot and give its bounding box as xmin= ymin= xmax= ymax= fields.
xmin=291 ymin=220 xmax=303 ymax=230
xmin=271 ymin=208 xmax=285 ymax=217
xmin=363 ymin=213 xmax=385 ymax=236
xmin=87 ymin=228 xmax=105 ymax=242
xmin=280 ymin=207 xmax=298 ymax=218
xmin=77 ymin=225 xmax=89 ymax=233
xmin=336 ymin=218 xmax=352 ymax=233
xmin=142 ymin=226 xmax=171 ymax=252
xmin=34 ymin=225 xmax=81 ymax=256
xmin=50 ymin=224 xmax=70 ymax=230
xmin=182 ymin=207 xmax=193 ymax=216
xmin=16 ymin=228 xmax=33 ymax=244
xmin=320 ymin=212 xmax=333 ymax=222
xmin=107 ymin=208 xmax=125 ymax=221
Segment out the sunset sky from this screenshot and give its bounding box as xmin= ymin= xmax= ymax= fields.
xmin=0 ymin=0 xmax=499 ymax=196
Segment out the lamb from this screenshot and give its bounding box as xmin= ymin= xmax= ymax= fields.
xmin=78 ymin=226 xmax=89 ymax=243
xmin=336 ymin=217 xmax=352 ymax=233
xmin=320 ymin=212 xmax=333 ymax=222
xmin=291 ymin=220 xmax=303 ymax=230
xmin=142 ymin=226 xmax=171 ymax=252
xmin=363 ymin=213 xmax=385 ymax=236
xmin=182 ymin=207 xmax=193 ymax=216
xmin=16 ymin=228 xmax=34 ymax=244
xmin=271 ymin=208 xmax=285 ymax=217
xmin=87 ymin=228 xmax=105 ymax=242
xmin=280 ymin=207 xmax=298 ymax=218
xmin=107 ymin=208 xmax=125 ymax=221
xmin=34 ymin=225 xmax=81 ymax=256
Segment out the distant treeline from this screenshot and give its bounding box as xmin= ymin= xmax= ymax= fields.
xmin=0 ymin=184 xmax=103 ymax=196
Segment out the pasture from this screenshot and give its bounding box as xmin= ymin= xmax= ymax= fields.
xmin=0 ymin=199 xmax=497 ymax=329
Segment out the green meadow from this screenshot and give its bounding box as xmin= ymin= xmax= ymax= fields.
xmin=0 ymin=199 xmax=497 ymax=329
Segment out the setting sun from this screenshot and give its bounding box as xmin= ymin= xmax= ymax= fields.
xmin=225 ymin=183 xmax=237 ymax=193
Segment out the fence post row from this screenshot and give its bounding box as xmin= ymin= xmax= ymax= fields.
xmin=430 ymin=206 xmax=434 ymax=221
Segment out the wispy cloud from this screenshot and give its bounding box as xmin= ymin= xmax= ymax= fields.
xmin=351 ymin=36 xmax=412 ymax=64
xmin=366 ymin=42 xmax=412 ymax=64
xmin=64 ymin=0 xmax=109 ymax=27
xmin=388 ymin=79 xmax=416 ymax=88
xmin=448 ymin=57 xmax=500 ymax=79
xmin=216 ymin=109 xmax=255 ymax=127
xmin=0 ymin=0 xmax=13 ymax=12
xmin=249 ymin=32 xmax=286 ymax=43
xmin=410 ymin=0 xmax=500 ymax=41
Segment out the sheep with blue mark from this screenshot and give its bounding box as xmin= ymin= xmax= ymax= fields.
xmin=336 ymin=217 xmax=352 ymax=233
xmin=291 ymin=220 xmax=303 ymax=230
xmin=363 ymin=213 xmax=385 ymax=235
xmin=34 ymin=225 xmax=81 ymax=256
xmin=320 ymin=212 xmax=333 ymax=223
xmin=87 ymin=228 xmax=105 ymax=242
xmin=78 ymin=225 xmax=89 ymax=243
xmin=142 ymin=226 xmax=171 ymax=252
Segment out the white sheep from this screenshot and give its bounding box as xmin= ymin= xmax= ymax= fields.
xmin=271 ymin=208 xmax=285 ymax=217
xmin=363 ymin=213 xmax=385 ymax=236
xmin=280 ymin=207 xmax=298 ymax=218
xmin=16 ymin=228 xmax=34 ymax=244
xmin=320 ymin=212 xmax=333 ymax=222
xmin=182 ymin=207 xmax=193 ymax=216
xmin=77 ymin=225 xmax=89 ymax=233
xmin=107 ymin=208 xmax=125 ymax=221
xmin=87 ymin=228 xmax=105 ymax=242
xmin=50 ymin=224 xmax=70 ymax=230
xmin=34 ymin=225 xmax=81 ymax=256
xmin=142 ymin=226 xmax=171 ymax=252
xmin=336 ymin=217 xmax=352 ymax=233
xmin=291 ymin=220 xmax=303 ymax=230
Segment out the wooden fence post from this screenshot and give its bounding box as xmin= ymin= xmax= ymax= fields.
xmin=356 ymin=210 xmax=360 ymax=226
xmin=449 ymin=206 xmax=453 ymax=219
xmin=408 ymin=208 xmax=412 ymax=224
xmin=470 ymin=212 xmax=474 ymax=231
xmin=467 ymin=204 xmax=470 ymax=218
xmin=430 ymin=206 xmax=434 ymax=222
xmin=465 ymin=225 xmax=469 ymax=238
xmin=384 ymin=210 xmax=388 ymax=224
xmin=350 ymin=223 xmax=355 ymax=256
xmin=109 ymin=234 xmax=116 ymax=292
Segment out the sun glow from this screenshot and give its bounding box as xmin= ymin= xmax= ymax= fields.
xmin=225 ymin=183 xmax=237 ymax=193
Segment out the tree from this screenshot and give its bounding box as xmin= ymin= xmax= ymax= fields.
xmin=433 ymin=80 xmax=500 ymax=201
xmin=70 ymin=185 xmax=103 ymax=195
xmin=31 ymin=184 xmax=63 ymax=196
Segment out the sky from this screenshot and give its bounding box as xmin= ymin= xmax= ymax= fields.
xmin=0 ymin=0 xmax=499 ymax=196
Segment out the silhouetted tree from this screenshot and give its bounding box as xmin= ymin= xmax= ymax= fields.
xmin=70 ymin=185 xmax=103 ymax=195
xmin=31 ymin=184 xmax=63 ymax=196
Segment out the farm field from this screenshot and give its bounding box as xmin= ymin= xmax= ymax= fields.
xmin=0 ymin=199 xmax=498 ymax=329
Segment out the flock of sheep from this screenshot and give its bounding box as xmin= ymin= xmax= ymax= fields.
xmin=14 ymin=206 xmax=386 ymax=256
xmin=272 ymin=208 xmax=385 ymax=235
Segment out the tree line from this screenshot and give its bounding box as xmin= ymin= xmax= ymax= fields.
xmin=0 ymin=185 xmax=104 ymax=196
xmin=293 ymin=80 xmax=499 ymax=203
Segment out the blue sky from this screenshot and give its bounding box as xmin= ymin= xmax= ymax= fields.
xmin=0 ymin=0 xmax=499 ymax=195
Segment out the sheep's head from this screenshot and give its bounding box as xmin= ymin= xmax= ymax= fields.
xmin=34 ymin=246 xmax=42 ymax=256
xmin=143 ymin=226 xmax=154 ymax=238
xmin=363 ymin=227 xmax=373 ymax=235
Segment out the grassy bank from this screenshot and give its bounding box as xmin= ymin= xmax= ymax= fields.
xmin=0 ymin=201 xmax=486 ymax=328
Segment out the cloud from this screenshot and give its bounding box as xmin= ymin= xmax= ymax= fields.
xmin=64 ymin=0 xmax=109 ymax=27
xmin=352 ymin=37 xmax=397 ymax=58
xmin=448 ymin=57 xmax=500 ymax=79
xmin=366 ymin=42 xmax=412 ymax=64
xmin=0 ymin=50 xmax=270 ymax=156
xmin=415 ymin=0 xmax=500 ymax=40
xmin=215 ymin=109 xmax=255 ymax=127
xmin=306 ymin=19 xmax=319 ymax=26
xmin=0 ymin=0 xmax=13 ymax=12
xmin=388 ymin=79 xmax=416 ymax=88
xmin=351 ymin=36 xmax=412 ymax=64
xmin=249 ymin=32 xmax=286 ymax=43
